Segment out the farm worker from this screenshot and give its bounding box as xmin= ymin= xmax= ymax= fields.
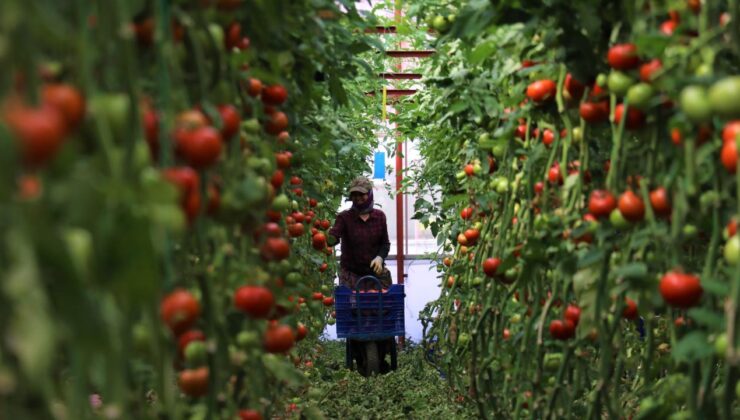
xmin=326 ymin=175 xmax=394 ymax=373
xmin=326 ymin=175 xmax=392 ymax=289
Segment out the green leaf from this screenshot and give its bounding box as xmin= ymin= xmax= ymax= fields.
xmin=613 ymin=262 xmax=648 ymax=280
xmin=577 ymin=249 xmax=605 ymax=269
xmin=672 ymin=331 xmax=714 ymax=363
xmin=687 ymin=308 xmax=725 ymax=329
xmin=262 ymin=354 xmax=306 ymax=388
xmin=469 ymin=40 xmax=497 ymax=65
xmin=701 ymin=276 xmax=730 ymax=297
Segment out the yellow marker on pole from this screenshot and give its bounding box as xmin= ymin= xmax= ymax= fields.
xmin=382 ymin=86 xmax=387 ymax=122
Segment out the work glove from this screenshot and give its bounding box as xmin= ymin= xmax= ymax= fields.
xmin=370 ymin=256 xmax=384 ymax=275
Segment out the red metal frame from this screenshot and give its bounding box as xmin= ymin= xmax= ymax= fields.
xmin=385 ymin=50 xmax=435 ymax=58
xmin=379 ymin=72 xmax=422 ymax=80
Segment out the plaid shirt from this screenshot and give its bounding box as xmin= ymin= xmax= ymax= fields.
xmin=329 ymin=208 xmax=390 ymax=276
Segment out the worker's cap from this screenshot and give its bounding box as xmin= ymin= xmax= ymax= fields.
xmin=348 ymin=176 xmax=373 ymax=195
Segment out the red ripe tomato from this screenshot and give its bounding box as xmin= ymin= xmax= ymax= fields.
xmin=176 ymin=109 xmax=209 ymax=130
xmin=160 ymin=289 xmax=201 ymax=336
xmin=262 ymin=84 xmax=288 ymax=106
xmin=542 ymin=129 xmax=555 ymax=146
xmin=515 ymin=124 xmax=528 ymax=140
xmin=722 ymin=121 xmax=740 ymax=144
xmin=564 ymin=305 xmax=581 ymax=326
xmin=660 ymin=20 xmax=677 ymax=36
xmin=561 ymin=319 xmax=576 ymax=339
xmin=177 ymin=330 xmax=205 ymax=355
xmin=234 ymin=286 xmax=274 ymax=318
xmin=263 ymin=222 xmax=283 ymax=238
xmin=263 ymin=324 xmax=295 ymax=353
xmin=549 ymin=320 xmax=565 ymax=340
xmin=239 ymin=409 xmax=263 ymax=420
xmin=178 ymin=367 xmax=209 ymax=397
xmin=292 ymin=211 xmax=305 ymax=223
xmin=534 ymin=182 xmax=544 ymax=194
xmin=640 ymin=59 xmax=663 ymax=83
xmin=482 ymin=257 xmax=501 ymax=277
xmin=320 ymin=219 xmax=331 ymax=230
xmin=649 ymin=187 xmax=671 ymax=217
xmin=721 ymin=140 xmax=737 ymax=174
xmin=289 ymin=176 xmax=302 ymax=185
xmin=548 ymin=164 xmax=563 ymax=185
xmin=526 ymin=79 xmax=557 ymax=102
xmin=217 ymin=104 xmax=240 ymax=140
xmin=246 ymin=78 xmax=262 ymax=97
xmin=670 ymin=127 xmax=683 ymax=145
xmin=312 ymin=232 xmax=327 ymax=250
xmin=270 ymin=170 xmax=285 ymax=189
xmin=162 ymin=167 xmax=199 ymax=197
xmin=319 ymin=263 xmax=328 ymax=272
xmin=224 ymin=22 xmax=242 ymax=50
xmin=727 ymin=219 xmax=738 ymax=237
xmin=502 ymin=328 xmax=511 ymax=340
xmin=42 ymin=83 xmax=86 ymax=131
xmin=688 ymin=0 xmax=700 ymax=14
xmin=614 ymin=104 xmax=646 ymax=130
xmin=177 ymin=126 xmax=223 ymax=168
xmin=588 ymin=190 xmax=617 ymax=219
xmin=607 ymin=43 xmax=640 ymax=70
xmin=618 ymin=190 xmax=645 ymax=222
xmin=622 ymin=298 xmax=638 ymax=320
xmin=580 ymin=101 xmax=609 ymax=123
xmin=659 ymin=271 xmax=702 ymax=308
xmin=564 ymin=73 xmax=585 ymax=100
xmin=133 ymin=17 xmax=155 ymax=46
xmin=260 ymin=237 xmax=290 ymax=261
xmin=265 ymin=111 xmax=288 ymax=135
xmin=312 ymin=292 xmax=324 ymax=301
xmin=460 ymin=207 xmax=474 ymax=220
xmin=322 ymin=296 xmax=334 ymax=307
xmin=520 ymin=59 xmax=537 ymax=68
xmin=142 ymin=107 xmax=160 ymax=157
xmin=207 ymin=184 xmax=220 ymax=215
xmin=265 ymin=210 xmax=281 ymax=223
xmin=464 ymin=228 xmax=480 ymax=244
xmin=464 ymin=164 xmax=475 ymax=176
xmin=295 ymin=323 xmax=308 ymax=341
xmin=4 ymin=104 xmax=67 ymax=167
xmin=287 ymin=223 xmax=305 ymax=237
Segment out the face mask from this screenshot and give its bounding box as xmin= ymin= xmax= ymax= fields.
xmin=351 ymin=189 xmax=374 ymax=214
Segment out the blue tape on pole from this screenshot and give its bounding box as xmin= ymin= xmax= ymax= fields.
xmin=373 ymin=151 xmax=385 ymax=179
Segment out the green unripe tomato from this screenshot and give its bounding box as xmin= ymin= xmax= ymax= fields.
xmin=184 ymin=341 xmax=208 ymax=366
xmin=680 ymin=85 xmax=713 ymax=123
xmin=496 ymin=178 xmax=509 ymax=194
xmin=243 ymin=118 xmax=261 ymax=133
xmin=479 ymin=133 xmax=491 ymax=143
xmin=431 ymin=15 xmax=449 ymax=32
xmin=682 ymin=224 xmax=698 ymax=238
xmin=457 ymin=332 xmax=471 ymax=346
xmin=610 ymin=209 xmax=630 ymax=228
xmin=511 ymin=314 xmax=522 ymax=324
xmin=272 ymin=194 xmax=291 ymax=211
xmin=724 ymin=236 xmax=740 ymax=265
xmin=236 ymin=331 xmax=259 ymax=348
xmin=492 ymin=144 xmax=507 ymax=158
xmin=626 ymin=83 xmax=655 ymax=110
xmin=572 ymin=127 xmax=583 ymax=143
xmin=708 ymin=76 xmax=740 ymax=119
xmin=714 ymin=333 xmax=728 ymax=357
xmin=326 ymin=318 xmax=335 ymax=326
xmin=285 ymin=272 xmax=302 ymax=285
xmin=607 ymin=71 xmax=635 ymax=96
xmin=596 ymin=73 xmax=608 ymax=87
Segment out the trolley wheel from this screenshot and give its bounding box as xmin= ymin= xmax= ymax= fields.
xmin=362 ymin=341 xmax=380 ymax=377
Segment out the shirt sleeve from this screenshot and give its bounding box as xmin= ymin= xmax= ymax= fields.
xmin=327 ymin=212 xmax=345 ymax=246
xmin=377 ymin=212 xmax=390 ymax=259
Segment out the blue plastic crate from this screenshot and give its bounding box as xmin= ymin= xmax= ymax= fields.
xmin=334 ymin=283 xmax=405 ymax=340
